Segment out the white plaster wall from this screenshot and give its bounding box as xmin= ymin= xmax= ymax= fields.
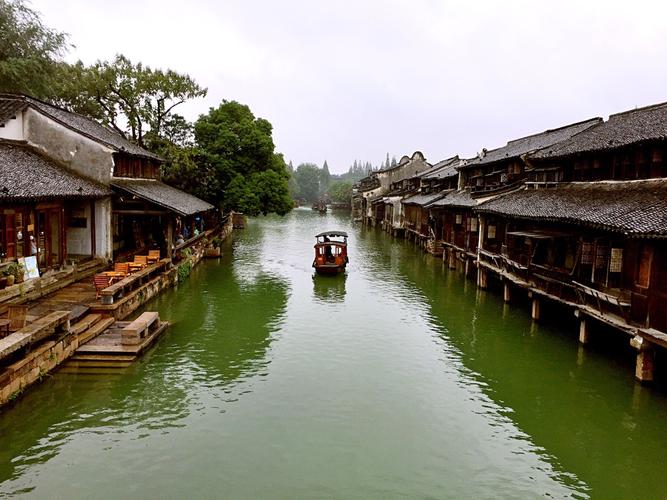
xmin=94 ymin=198 xmax=113 ymax=261
xmin=0 ymin=110 xmax=24 ymax=140
xmin=66 ymin=203 xmax=92 ymax=255
xmin=24 ymin=108 xmax=115 ymax=184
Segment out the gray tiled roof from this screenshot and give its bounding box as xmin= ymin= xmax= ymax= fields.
xmin=0 ymin=94 xmax=162 ymax=161
xmin=0 ymin=100 xmax=27 ymax=125
xmin=475 ymin=180 xmax=667 ymax=237
xmin=421 ymin=156 xmax=460 ymax=179
xmin=531 ymin=102 xmax=667 ymax=159
xmin=111 ymin=178 xmax=214 ymax=216
xmin=461 ymin=118 xmax=601 ymax=169
xmin=402 ymin=192 xmax=447 ymax=207
xmin=0 ymin=142 xmax=112 ymax=201
xmin=429 ymin=189 xmax=477 ymax=208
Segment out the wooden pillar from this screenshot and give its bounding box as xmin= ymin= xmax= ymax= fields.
xmin=477 ymin=215 xmax=485 ymax=253
xmin=630 ymin=335 xmax=655 ymax=383
xmin=166 ymin=217 xmax=174 ymax=261
xmin=464 ymin=257 xmax=471 ymax=277
xmin=531 ymin=297 xmax=541 ymax=321
xmin=90 ymin=200 xmax=96 ymax=257
xmin=578 ymin=317 xmax=589 ymax=344
xmin=448 ymin=250 xmax=456 ymax=269
xmin=477 ymin=267 xmax=488 ymax=289
xmin=503 ymin=282 xmax=511 ymax=303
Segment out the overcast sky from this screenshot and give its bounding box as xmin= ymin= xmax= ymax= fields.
xmin=32 ymin=0 xmax=667 ymax=173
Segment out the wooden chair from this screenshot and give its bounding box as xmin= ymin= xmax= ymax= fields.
xmin=7 ymin=305 xmax=28 ymax=332
xmin=129 ymin=255 xmax=148 ymax=272
xmin=114 ymin=262 xmax=130 ymax=276
xmin=94 ymin=274 xmax=112 ymax=298
xmin=147 ymin=249 xmax=160 ymax=264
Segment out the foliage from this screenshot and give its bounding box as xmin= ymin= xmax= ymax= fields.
xmin=172 ymin=100 xmax=293 ymax=216
xmin=211 ymin=236 xmax=222 ymax=248
xmin=292 ymin=163 xmax=321 ymax=202
xmin=177 ymin=260 xmax=192 ymax=281
xmin=56 ymin=55 xmax=207 ymax=146
xmin=0 ymin=0 xmax=69 ymax=98
xmin=329 ymin=181 xmax=353 ymax=204
xmin=2 ymin=261 xmax=20 ymax=277
xmin=320 ymin=160 xmax=331 ymax=193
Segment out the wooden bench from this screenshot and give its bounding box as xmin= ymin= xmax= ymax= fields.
xmin=121 ymin=312 xmax=160 ymax=345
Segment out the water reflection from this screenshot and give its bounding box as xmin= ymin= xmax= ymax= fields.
xmin=391 ymin=235 xmax=667 ymax=499
xmin=312 ymin=273 xmax=347 ymax=303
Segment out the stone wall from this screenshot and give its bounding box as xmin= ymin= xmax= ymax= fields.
xmin=0 ymin=330 xmax=80 ymax=405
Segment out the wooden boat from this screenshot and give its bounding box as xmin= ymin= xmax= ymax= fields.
xmin=313 ymin=231 xmax=349 ymax=275
xmin=312 ymin=201 xmax=327 ymax=213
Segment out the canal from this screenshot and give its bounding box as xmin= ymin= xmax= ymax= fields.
xmin=2 ymin=208 xmax=667 ymax=498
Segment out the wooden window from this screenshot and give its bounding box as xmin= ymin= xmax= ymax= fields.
xmin=636 ymin=244 xmax=653 ymax=288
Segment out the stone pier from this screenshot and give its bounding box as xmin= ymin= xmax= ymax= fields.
xmin=630 ymin=335 xmax=655 ymax=383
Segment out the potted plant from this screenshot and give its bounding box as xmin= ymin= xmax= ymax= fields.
xmin=3 ymin=262 xmax=20 ymax=287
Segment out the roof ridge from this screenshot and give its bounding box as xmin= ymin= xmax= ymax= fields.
xmin=608 ymin=101 xmax=667 ymax=120
xmin=506 ymin=117 xmax=602 ymax=145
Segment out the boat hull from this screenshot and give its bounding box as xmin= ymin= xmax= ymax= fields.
xmin=313 ymin=264 xmax=346 ymax=275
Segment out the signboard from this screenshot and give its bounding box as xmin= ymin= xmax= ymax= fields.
xmin=19 ymin=256 xmax=40 ymax=280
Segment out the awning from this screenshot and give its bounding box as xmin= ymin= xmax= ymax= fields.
xmin=111 ymin=178 xmax=214 ymax=216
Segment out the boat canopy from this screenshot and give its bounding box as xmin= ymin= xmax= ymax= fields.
xmin=316 ymin=231 xmax=348 ymax=238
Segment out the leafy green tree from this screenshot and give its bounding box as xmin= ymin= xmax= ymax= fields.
xmin=56 ymin=55 xmax=206 ymax=146
xmin=293 ymin=163 xmax=321 ymax=202
xmin=329 ymin=181 xmax=353 ymax=204
xmin=0 ymin=0 xmax=69 ymax=98
xmin=189 ymin=100 xmax=292 ymax=215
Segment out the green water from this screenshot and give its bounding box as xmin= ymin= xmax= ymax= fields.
xmin=2 ymin=209 xmax=667 ymax=499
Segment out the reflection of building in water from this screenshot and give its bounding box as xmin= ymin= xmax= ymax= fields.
xmin=312 ymin=273 xmax=347 ymax=303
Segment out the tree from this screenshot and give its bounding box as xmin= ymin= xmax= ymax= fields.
xmin=56 ymin=54 xmax=207 ymax=146
xmin=0 ymin=0 xmax=69 ymax=98
xmin=191 ymin=100 xmax=292 ymax=215
xmin=320 ymin=160 xmax=331 ymax=193
xmin=329 ymin=181 xmax=353 ymax=204
xmin=293 ymin=163 xmax=321 ymax=202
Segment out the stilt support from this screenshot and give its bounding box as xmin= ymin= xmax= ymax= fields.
xmin=531 ymin=297 xmax=540 ymax=321
xmin=503 ymin=282 xmax=511 ymax=303
xmin=477 ymin=267 xmax=488 ymax=289
xmin=630 ymin=335 xmax=655 ymax=383
xmin=578 ymin=318 xmax=589 ymax=344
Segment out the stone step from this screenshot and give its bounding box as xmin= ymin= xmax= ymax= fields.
xmin=77 ymin=317 xmax=115 ymax=345
xmin=69 ymin=354 xmax=135 ymax=363
xmin=70 ymin=314 xmax=103 ymax=335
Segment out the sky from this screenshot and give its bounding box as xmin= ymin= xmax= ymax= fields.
xmin=31 ymin=0 xmax=667 ymax=174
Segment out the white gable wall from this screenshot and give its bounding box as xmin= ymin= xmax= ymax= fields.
xmin=23 ymin=108 xmax=115 ymax=184
xmin=0 ymin=111 xmax=24 ymax=141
